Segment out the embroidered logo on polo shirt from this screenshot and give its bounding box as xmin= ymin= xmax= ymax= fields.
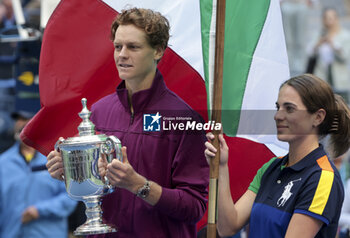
xmin=277 ymin=178 xmax=302 ymax=207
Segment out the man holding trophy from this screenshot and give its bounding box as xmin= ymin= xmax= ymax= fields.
xmin=46 ymin=7 xmax=209 ymax=238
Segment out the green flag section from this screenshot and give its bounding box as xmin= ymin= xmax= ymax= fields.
xmin=222 ymin=0 xmax=271 ymax=132
xmin=201 ymin=0 xmax=290 ymax=155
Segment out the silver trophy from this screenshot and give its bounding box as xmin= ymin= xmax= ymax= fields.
xmin=55 ymin=98 xmax=121 ymax=236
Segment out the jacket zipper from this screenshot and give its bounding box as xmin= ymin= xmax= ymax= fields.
xmin=130 ymin=112 xmax=135 ymax=125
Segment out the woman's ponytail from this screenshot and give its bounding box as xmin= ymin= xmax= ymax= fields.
xmin=328 ymin=94 xmax=350 ymax=158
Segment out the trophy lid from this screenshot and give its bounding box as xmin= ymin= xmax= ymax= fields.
xmin=57 ymin=98 xmax=108 ymax=148
xmin=78 ymin=98 xmax=95 ymax=136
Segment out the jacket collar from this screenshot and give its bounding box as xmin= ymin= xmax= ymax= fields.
xmin=116 ymin=69 xmax=167 ymax=113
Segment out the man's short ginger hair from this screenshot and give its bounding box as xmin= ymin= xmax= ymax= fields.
xmin=111 ymin=8 xmax=170 ymax=51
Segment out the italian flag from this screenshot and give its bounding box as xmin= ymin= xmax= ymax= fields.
xmin=21 ymin=0 xmax=289 ymax=230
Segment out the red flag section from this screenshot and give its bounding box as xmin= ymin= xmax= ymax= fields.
xmin=21 ymin=0 xmax=118 ymax=154
xmin=20 ymin=0 xmax=207 ymax=154
xmin=20 ymin=0 xmax=275 ymax=231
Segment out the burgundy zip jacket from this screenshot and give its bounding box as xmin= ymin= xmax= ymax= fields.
xmin=89 ymin=70 xmax=209 ymax=238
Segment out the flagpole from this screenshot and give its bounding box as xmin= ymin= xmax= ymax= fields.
xmin=207 ymin=0 xmax=225 ymax=237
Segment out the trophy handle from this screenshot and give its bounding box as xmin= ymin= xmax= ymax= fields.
xmin=99 ymin=136 xmax=123 ymax=189
xmin=54 ymin=137 xmax=65 ymax=152
xmin=105 ymin=136 xmax=123 ymax=162
xmin=100 ymin=136 xmax=123 ymax=162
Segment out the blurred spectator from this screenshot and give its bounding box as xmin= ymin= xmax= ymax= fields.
xmin=280 ymin=0 xmax=316 ymax=76
xmin=0 ymin=109 xmax=15 ymax=152
xmin=0 ymin=0 xmax=17 ymax=80
xmin=0 ymin=109 xmax=77 ymax=238
xmin=0 ymin=0 xmax=15 ymax=28
xmin=0 ymin=0 xmax=43 ymax=152
xmin=23 ymin=0 xmax=41 ymax=29
xmin=0 ymin=0 xmax=17 ymax=138
xmin=338 ymin=152 xmax=350 ymax=238
xmin=346 ymin=0 xmax=350 ymax=16
xmin=306 ymin=8 xmax=350 ymax=98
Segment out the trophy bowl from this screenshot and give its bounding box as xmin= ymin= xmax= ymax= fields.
xmin=55 ymin=98 xmax=122 ymax=236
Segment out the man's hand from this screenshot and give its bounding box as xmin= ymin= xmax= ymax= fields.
xmin=21 ymin=206 xmax=39 ymax=224
xmin=46 ymin=150 xmax=64 ymax=181
xmin=106 ymin=146 xmax=145 ymax=194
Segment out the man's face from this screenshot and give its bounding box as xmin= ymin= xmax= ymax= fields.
xmin=113 ymin=24 xmax=163 ymax=85
xmin=14 ymin=118 xmax=30 ymax=141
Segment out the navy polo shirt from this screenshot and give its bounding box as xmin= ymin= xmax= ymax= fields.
xmin=248 ymin=145 xmax=344 ymax=238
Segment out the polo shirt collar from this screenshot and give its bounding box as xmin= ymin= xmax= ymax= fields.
xmin=281 ymin=144 xmax=326 ymax=171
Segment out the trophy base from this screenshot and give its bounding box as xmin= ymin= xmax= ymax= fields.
xmin=73 ymin=223 xmax=117 ymax=236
